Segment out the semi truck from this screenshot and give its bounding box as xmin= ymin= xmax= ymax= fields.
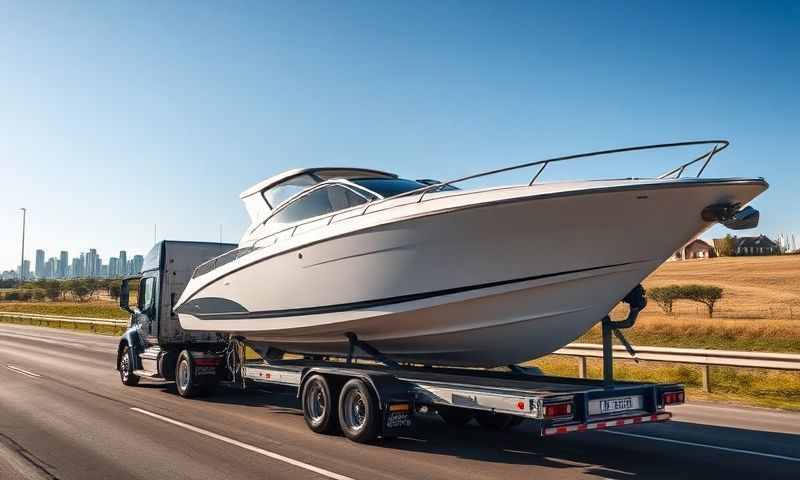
xmin=116 ymin=240 xmax=684 ymax=443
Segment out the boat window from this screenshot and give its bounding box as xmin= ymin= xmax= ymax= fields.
xmin=270 ymin=185 xmax=368 ymax=225
xmin=350 ymin=178 xmax=426 ymax=198
xmin=262 ymin=174 xmax=318 ymax=208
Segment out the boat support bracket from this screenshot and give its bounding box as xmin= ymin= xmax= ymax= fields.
xmin=602 ymin=284 xmax=646 ymax=388
xmin=345 ymin=332 xmax=400 ymax=369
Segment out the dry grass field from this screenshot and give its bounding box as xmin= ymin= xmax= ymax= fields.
xmin=576 ymin=255 xmax=800 ymax=353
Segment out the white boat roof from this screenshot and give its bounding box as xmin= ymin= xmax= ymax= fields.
xmin=240 ymin=167 xmax=397 ymax=199
xmin=239 ymin=167 xmax=398 ymax=225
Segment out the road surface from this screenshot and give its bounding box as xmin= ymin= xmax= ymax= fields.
xmin=0 ymin=323 xmax=798 ymax=480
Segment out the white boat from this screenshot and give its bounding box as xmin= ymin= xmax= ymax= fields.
xmin=175 ymin=141 xmax=767 ymax=367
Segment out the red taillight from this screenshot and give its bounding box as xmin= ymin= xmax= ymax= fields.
xmin=194 ymin=357 xmax=221 ymax=366
xmin=544 ymin=402 xmax=573 ymax=417
xmin=662 ymin=391 xmax=685 ymax=405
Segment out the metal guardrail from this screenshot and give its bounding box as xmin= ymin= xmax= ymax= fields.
xmin=554 ymin=343 xmax=800 ymax=392
xmin=0 ymin=312 xmax=128 ymax=328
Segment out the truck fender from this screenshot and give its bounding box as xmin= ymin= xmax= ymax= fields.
xmin=116 ymin=326 xmax=145 ymax=371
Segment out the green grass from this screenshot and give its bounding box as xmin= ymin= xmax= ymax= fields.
xmin=0 ymin=315 xmax=126 ymax=336
xmin=0 ymin=301 xmax=127 ymax=319
xmin=527 ymin=355 xmax=800 ymax=411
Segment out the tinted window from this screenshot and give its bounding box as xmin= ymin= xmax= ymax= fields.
xmin=139 ymin=277 xmax=155 ymax=311
xmin=351 ymin=178 xmax=425 ymax=198
xmin=271 ymin=185 xmax=367 ymax=225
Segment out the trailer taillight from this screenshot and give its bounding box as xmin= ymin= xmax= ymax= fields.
xmin=662 ymin=391 xmax=684 ymax=405
xmin=544 ymin=402 xmax=573 ymax=418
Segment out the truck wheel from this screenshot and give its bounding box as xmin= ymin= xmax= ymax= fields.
xmin=119 ymin=345 xmax=140 ymax=386
xmin=475 ymin=411 xmax=517 ymax=431
xmin=175 ymin=350 xmax=208 ymax=398
xmin=438 ymin=406 xmax=473 ymax=427
xmin=338 ymin=378 xmax=379 ymax=443
xmin=302 ymin=374 xmax=339 ymax=434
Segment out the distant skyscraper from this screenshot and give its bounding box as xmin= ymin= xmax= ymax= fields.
xmin=86 ymin=249 xmax=98 ymax=277
xmin=119 ymin=251 xmax=128 ymax=276
xmin=35 ymin=250 xmax=45 ymax=278
xmin=131 ymin=255 xmax=144 ymax=274
xmin=71 ymin=258 xmax=81 ymax=278
xmin=109 ymin=257 xmax=118 ymax=277
xmin=59 ymin=251 xmax=68 ymax=278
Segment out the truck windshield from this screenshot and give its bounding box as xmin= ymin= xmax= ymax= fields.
xmin=350 ymin=178 xmax=425 ymax=198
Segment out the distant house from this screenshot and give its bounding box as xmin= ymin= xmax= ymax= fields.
xmin=734 ymin=235 xmax=780 ymax=256
xmin=671 ymin=238 xmax=716 ymax=261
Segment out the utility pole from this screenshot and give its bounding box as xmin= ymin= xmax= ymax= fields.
xmin=19 ymin=208 xmax=27 ymax=283
xmin=219 ymin=224 xmax=223 ymax=244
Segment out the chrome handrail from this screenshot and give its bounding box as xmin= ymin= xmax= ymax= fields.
xmin=397 ymin=139 xmax=729 ymax=204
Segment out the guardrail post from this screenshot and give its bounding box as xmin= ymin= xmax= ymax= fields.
xmin=702 ymin=365 xmax=711 ymax=392
xmin=578 ymin=356 xmax=587 ymax=379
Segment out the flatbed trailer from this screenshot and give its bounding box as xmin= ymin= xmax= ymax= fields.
xmin=116 ymin=240 xmax=685 ymax=444
xmin=232 ymin=355 xmax=682 ymax=441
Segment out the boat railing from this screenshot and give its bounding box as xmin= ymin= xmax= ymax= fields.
xmin=191 ymin=140 xmax=729 ymax=279
xmin=361 ymin=139 xmax=729 ymax=214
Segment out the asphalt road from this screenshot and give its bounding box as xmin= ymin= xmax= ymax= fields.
xmin=0 ymin=323 xmax=798 ymax=480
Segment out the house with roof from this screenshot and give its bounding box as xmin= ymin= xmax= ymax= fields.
xmin=670 ymin=238 xmax=717 ymax=261
xmin=734 ymin=235 xmax=780 ymax=256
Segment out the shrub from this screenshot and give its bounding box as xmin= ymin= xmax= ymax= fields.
xmin=32 ymin=289 xmax=46 ymax=301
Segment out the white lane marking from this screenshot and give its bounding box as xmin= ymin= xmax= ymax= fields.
xmin=6 ymin=365 xmax=41 ymax=378
xmin=602 ymin=430 xmax=800 ymax=463
xmin=130 ymin=408 xmax=355 ymax=480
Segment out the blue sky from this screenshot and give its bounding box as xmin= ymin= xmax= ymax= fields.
xmin=2 ymin=1 xmax=798 ymax=270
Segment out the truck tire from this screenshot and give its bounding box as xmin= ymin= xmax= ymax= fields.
xmin=119 ymin=345 xmax=140 ymax=386
xmin=474 ymin=411 xmax=517 ymax=431
xmin=338 ymin=378 xmax=380 ymax=443
xmin=302 ymin=374 xmax=339 ymax=434
xmin=175 ymin=350 xmax=213 ymax=398
xmin=438 ymin=406 xmax=473 ymax=427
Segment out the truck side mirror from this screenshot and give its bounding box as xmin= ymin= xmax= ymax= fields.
xmin=120 ymin=278 xmax=134 ymax=314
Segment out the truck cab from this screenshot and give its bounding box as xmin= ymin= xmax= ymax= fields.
xmin=116 ymin=241 xmax=236 ymax=388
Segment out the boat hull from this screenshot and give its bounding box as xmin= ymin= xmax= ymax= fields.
xmin=177 ymin=179 xmax=767 ymax=366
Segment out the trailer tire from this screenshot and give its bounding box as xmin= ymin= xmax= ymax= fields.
xmin=119 ymin=345 xmax=140 ymax=386
xmin=302 ymin=374 xmax=339 ymax=435
xmin=338 ymin=379 xmax=380 ymax=444
xmin=475 ymin=411 xmax=517 ymax=431
xmin=175 ymin=350 xmax=209 ymax=398
xmin=437 ymin=407 xmax=473 ymax=427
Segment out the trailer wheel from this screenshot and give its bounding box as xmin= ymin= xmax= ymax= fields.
xmin=119 ymin=345 xmax=140 ymax=386
xmin=302 ymin=374 xmax=339 ymax=434
xmin=338 ymin=378 xmax=380 ymax=443
xmin=175 ymin=350 xmax=212 ymax=398
xmin=474 ymin=411 xmax=517 ymax=431
xmin=437 ymin=406 xmax=473 ymax=427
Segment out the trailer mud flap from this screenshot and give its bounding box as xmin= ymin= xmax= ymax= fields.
xmin=382 ymin=402 xmax=414 ymax=437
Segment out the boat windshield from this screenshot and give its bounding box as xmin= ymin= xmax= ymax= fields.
xmin=351 ymin=178 xmax=426 ymax=198
xmin=263 ymin=174 xmax=318 ymax=208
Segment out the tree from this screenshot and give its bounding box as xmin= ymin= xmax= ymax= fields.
xmin=680 ymin=284 xmax=723 ymax=318
xmin=44 ymin=280 xmax=62 ymax=302
xmin=84 ymin=278 xmax=101 ymax=300
xmin=67 ymin=279 xmax=91 ymax=302
xmin=108 ymin=281 xmax=121 ymax=300
xmin=716 ymin=234 xmax=736 ymax=257
xmin=648 ymin=286 xmax=680 ymax=314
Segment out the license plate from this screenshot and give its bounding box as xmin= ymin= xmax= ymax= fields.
xmin=589 ymin=395 xmax=642 ymax=415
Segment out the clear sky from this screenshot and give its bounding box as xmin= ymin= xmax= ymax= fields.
xmin=2 ymin=1 xmax=798 ymax=270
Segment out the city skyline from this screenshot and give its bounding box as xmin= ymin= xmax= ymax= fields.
xmin=2 ymin=246 xmax=144 ymax=281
